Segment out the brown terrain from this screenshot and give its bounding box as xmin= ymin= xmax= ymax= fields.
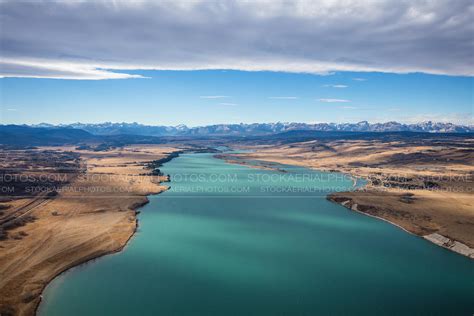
xmin=222 ymin=136 xmax=474 ymax=257
xmin=0 ymin=145 xmax=178 ymax=316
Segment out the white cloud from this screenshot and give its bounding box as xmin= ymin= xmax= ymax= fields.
xmin=219 ymin=102 xmax=238 ymax=106
xmin=353 ymin=78 xmax=367 ymax=81
xmin=199 ymin=96 xmax=230 ymax=99
xmin=268 ymin=96 xmax=299 ymax=99
xmin=339 ymin=106 xmax=358 ymax=109
xmin=323 ymin=84 xmax=348 ymax=88
xmin=318 ymin=98 xmax=350 ymax=103
xmin=1 ymin=0 xmax=473 ymax=79
xmin=0 ymin=59 xmax=145 ymax=80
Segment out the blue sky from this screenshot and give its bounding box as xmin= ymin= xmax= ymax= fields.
xmin=1 ymin=70 xmax=472 ymax=126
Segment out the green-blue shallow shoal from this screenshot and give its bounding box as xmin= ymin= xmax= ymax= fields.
xmin=39 ymin=153 xmax=474 ymax=316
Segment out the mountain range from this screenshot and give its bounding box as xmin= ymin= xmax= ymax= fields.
xmin=0 ymin=125 xmax=165 ymax=147
xmin=1 ymin=122 xmax=472 ymax=147
xmin=31 ymin=121 xmax=473 ymax=136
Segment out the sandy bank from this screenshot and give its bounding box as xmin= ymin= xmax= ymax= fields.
xmin=328 ymin=192 xmax=474 ymax=259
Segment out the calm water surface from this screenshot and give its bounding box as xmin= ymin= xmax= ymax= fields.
xmin=39 ymin=153 xmax=474 ymax=315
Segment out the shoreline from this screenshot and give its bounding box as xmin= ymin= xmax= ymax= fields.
xmin=32 ymin=152 xmax=179 ymax=316
xmin=0 ymin=146 xmax=180 ymax=316
xmin=327 ymin=194 xmax=474 ymax=259
xmin=219 ymin=154 xmax=474 ymax=260
xmin=34 ymin=194 xmax=158 ymax=315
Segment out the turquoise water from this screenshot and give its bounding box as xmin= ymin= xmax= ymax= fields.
xmin=39 ymin=153 xmax=474 ymax=315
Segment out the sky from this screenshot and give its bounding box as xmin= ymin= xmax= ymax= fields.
xmin=0 ymin=0 xmax=473 ymax=126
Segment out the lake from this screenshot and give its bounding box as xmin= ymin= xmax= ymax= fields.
xmin=39 ymin=153 xmax=474 ymax=315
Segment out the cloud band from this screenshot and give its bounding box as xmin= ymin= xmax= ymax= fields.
xmin=1 ymin=0 xmax=472 ymax=79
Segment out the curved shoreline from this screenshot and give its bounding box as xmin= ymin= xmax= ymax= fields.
xmin=33 ymin=172 xmax=176 ymax=316
xmin=219 ymin=154 xmax=474 ymax=260
xmin=34 ymin=195 xmax=153 ymax=315
xmin=327 ymin=194 xmax=474 ymax=259
xmin=0 ymin=147 xmax=181 ymax=316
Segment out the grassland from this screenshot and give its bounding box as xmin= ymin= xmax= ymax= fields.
xmin=0 ymin=145 xmax=178 ymax=316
